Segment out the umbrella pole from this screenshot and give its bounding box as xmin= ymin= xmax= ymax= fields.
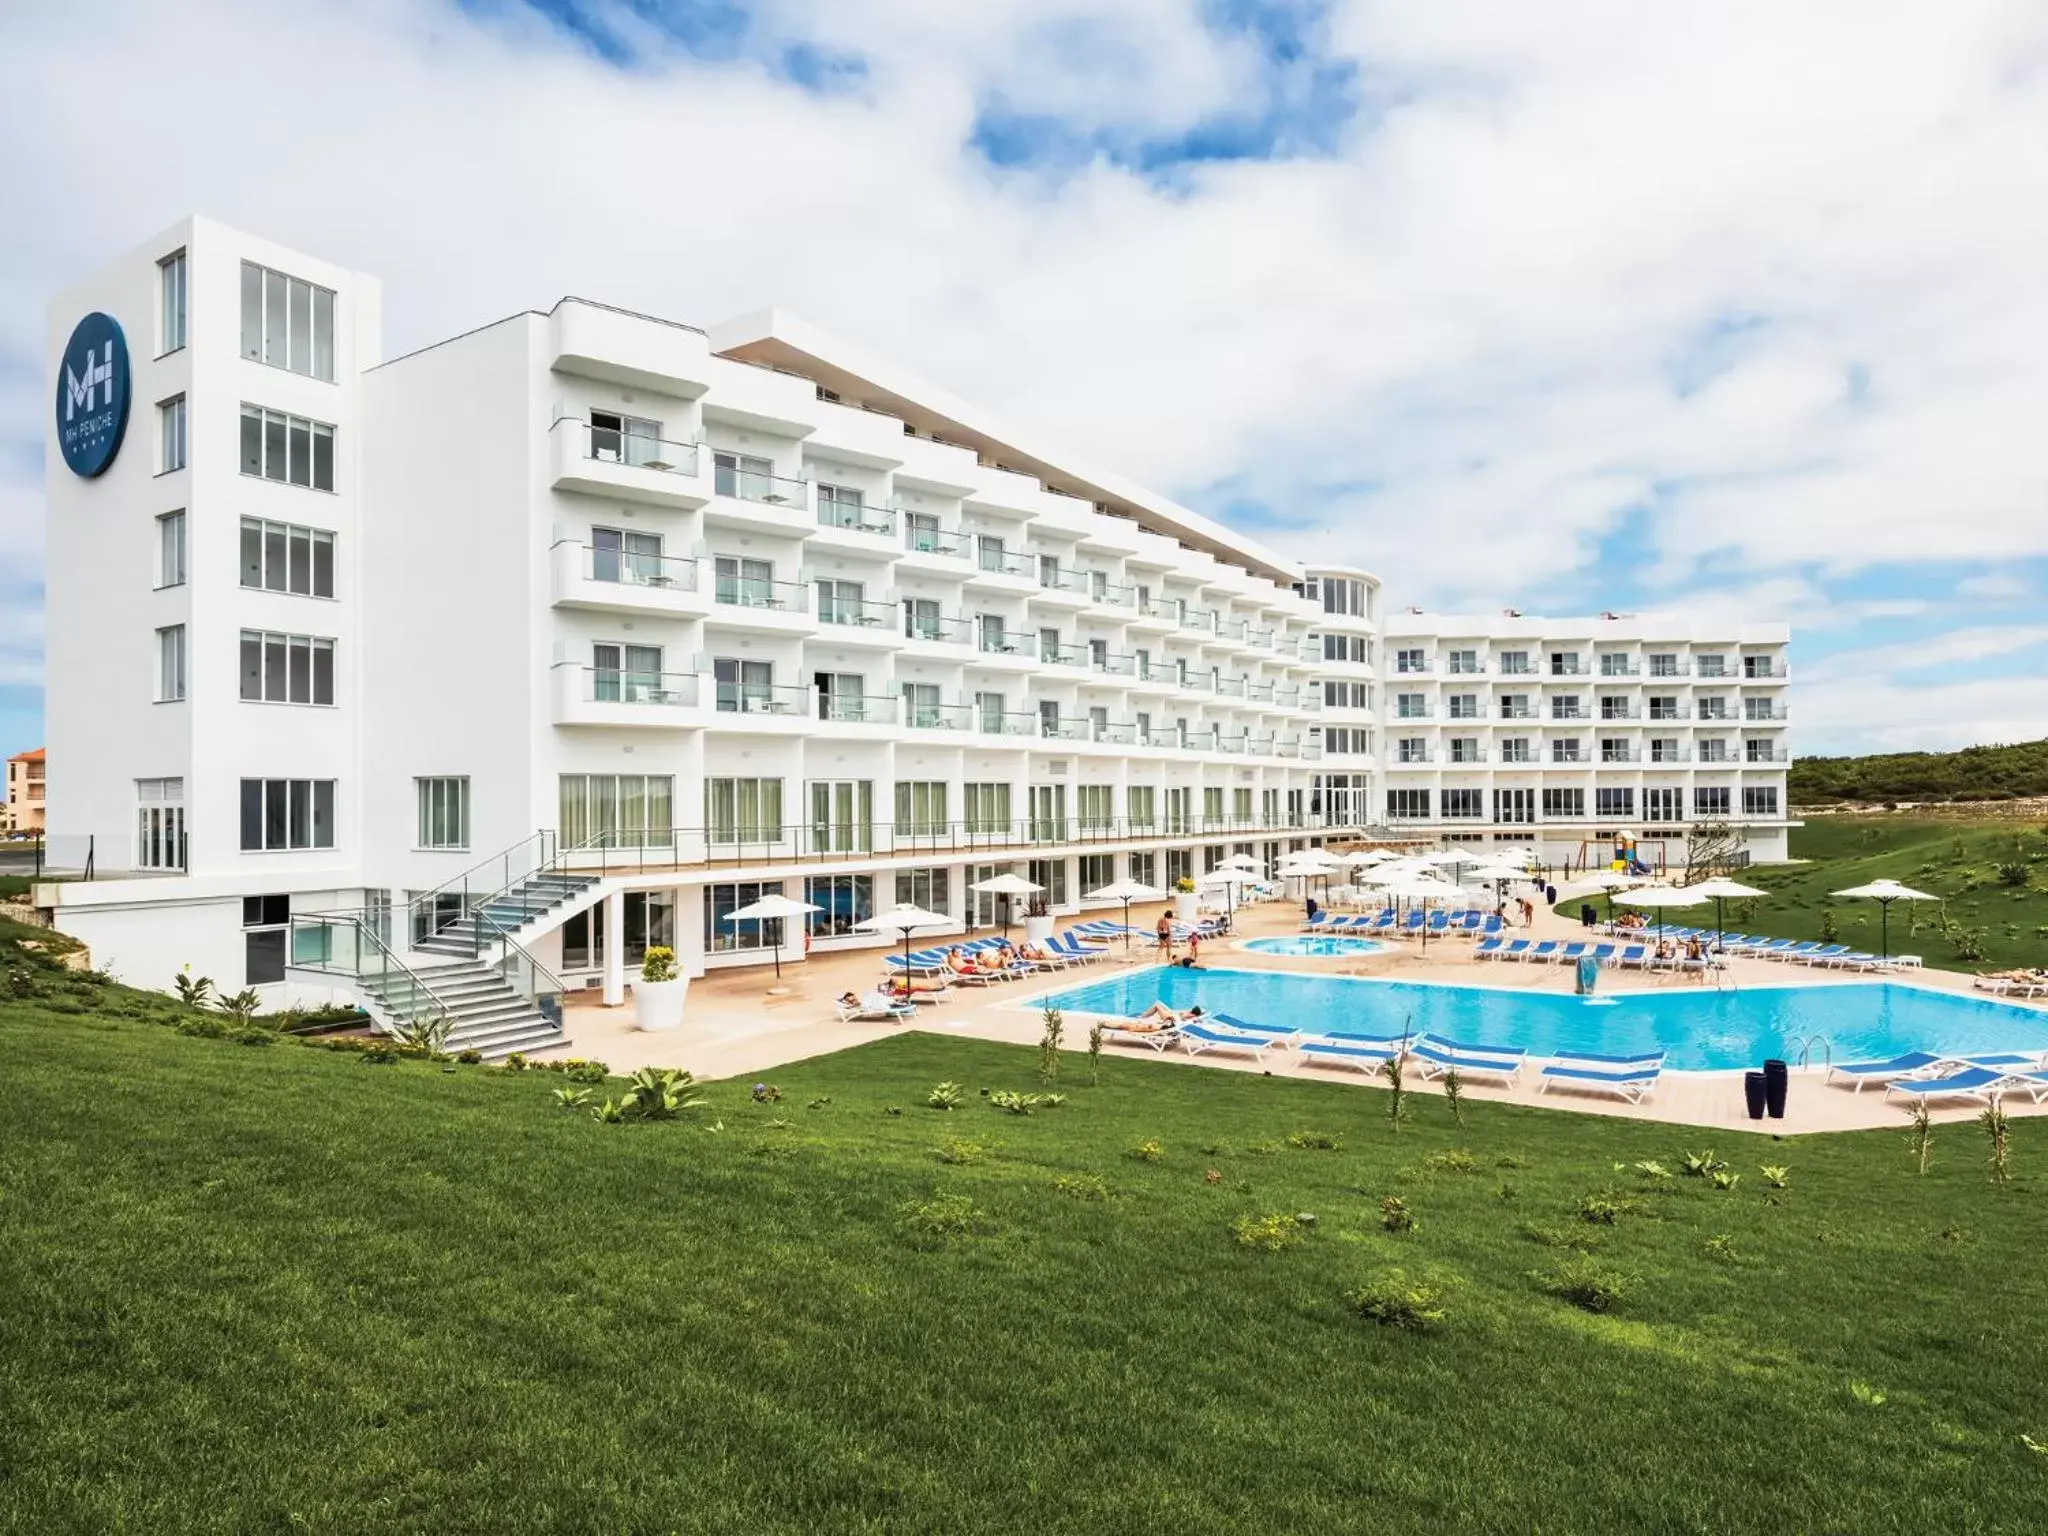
xmin=1716 ymin=896 xmax=1724 ymax=953
xmin=770 ymin=917 xmax=782 ymax=979
xmin=1880 ymin=899 xmax=1890 ymax=964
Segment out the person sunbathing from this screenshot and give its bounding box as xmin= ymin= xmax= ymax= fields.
xmin=945 ymin=948 xmax=980 ymax=976
xmin=1654 ymin=939 xmax=1676 ymax=962
xmin=1134 ymin=1002 xmax=1204 ymax=1027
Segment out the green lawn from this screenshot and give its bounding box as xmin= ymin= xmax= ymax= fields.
xmin=1730 ymin=818 xmax=2048 ymax=970
xmin=7 ymin=942 xmax=2048 ymax=1532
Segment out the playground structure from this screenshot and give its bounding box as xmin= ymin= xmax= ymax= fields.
xmin=1572 ymin=829 xmax=1668 ymax=876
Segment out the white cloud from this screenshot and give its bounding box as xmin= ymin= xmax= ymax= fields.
xmin=1 ymin=0 xmax=2045 ymax=754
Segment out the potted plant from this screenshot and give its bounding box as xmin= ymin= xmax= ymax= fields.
xmin=1024 ymin=897 xmax=1055 ymax=946
xmin=632 ymin=945 xmax=687 ymax=1032
xmin=1173 ymin=875 xmax=1200 ymax=923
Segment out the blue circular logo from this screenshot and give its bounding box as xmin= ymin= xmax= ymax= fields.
xmin=54 ymin=311 xmax=131 ymax=479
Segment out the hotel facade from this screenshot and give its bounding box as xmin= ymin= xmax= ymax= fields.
xmin=40 ymin=219 xmax=1789 ymax=1051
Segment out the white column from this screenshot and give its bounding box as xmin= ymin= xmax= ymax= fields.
xmin=602 ymin=888 xmax=625 ymax=1006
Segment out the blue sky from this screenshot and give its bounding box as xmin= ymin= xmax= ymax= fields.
xmin=4 ymin=0 xmax=2047 ymax=761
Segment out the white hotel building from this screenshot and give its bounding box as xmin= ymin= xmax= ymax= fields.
xmin=40 ymin=219 xmax=1789 ymax=1053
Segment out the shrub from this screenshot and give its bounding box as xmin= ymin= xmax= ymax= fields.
xmin=1760 ymin=1165 xmax=1790 ymax=1189
xmin=807 ymin=1096 xmax=832 ymax=1111
xmin=503 ymin=1053 xmax=529 ymax=1072
xmin=565 ymin=1060 xmax=611 ymax=1085
xmin=552 ymin=1087 xmax=593 ymax=1112
xmin=1440 ymin=1067 xmax=1465 ymax=1126
xmin=1906 ymin=1100 xmax=1935 ymax=1175
xmin=358 ymin=1047 xmax=399 ymax=1065
xmin=389 ymin=1013 xmax=452 ymax=1058
xmin=1422 ymin=1149 xmax=1477 ymax=1176
xmin=591 ymin=1098 xmax=626 ymax=1124
xmin=934 ymin=1137 xmax=984 ymax=1165
xmin=1379 ymin=1195 xmax=1415 ymax=1234
xmin=1343 ymin=1270 xmax=1448 ymax=1331
xmin=1818 ymin=906 xmax=1839 ymax=943
xmin=1287 ymin=1130 xmax=1344 ymax=1151
xmin=640 ymin=945 xmax=678 ymax=983
xmin=990 ymin=1090 xmax=1053 ymax=1115
xmin=1709 ymin=1169 xmax=1742 ymax=1191
xmin=1087 ymin=1021 xmax=1105 ymax=1086
xmin=1995 ymin=861 xmax=2032 ymax=889
xmin=1577 ymin=1190 xmax=1646 ymax=1224
xmin=751 ymin=1082 xmax=782 ymax=1104
xmin=897 ymin=1192 xmax=985 ymax=1245
xmin=1231 ymin=1213 xmax=1306 ymax=1253
xmin=1680 ymin=1150 xmax=1728 ymax=1179
xmin=618 ymin=1067 xmax=706 ymax=1121
xmin=229 ymin=1025 xmax=275 ymax=1047
xmin=1128 ymin=1138 xmax=1164 ymax=1163
xmin=456 ymin=1049 xmax=483 ymax=1065
xmin=1038 ymin=1007 xmax=1063 ymax=1085
xmin=214 ymin=988 xmax=263 ymax=1028
xmin=1535 ymin=1256 xmax=1635 ymax=1313
xmin=927 ymin=1081 xmax=964 ymax=1111
xmin=1380 ymin=1040 xmax=1409 ymax=1132
xmin=1982 ymin=1100 xmax=2013 ymax=1188
xmin=1052 ymin=1172 xmax=1110 ymax=1201
xmin=1633 ymin=1160 xmax=1672 ymax=1182
xmin=175 ymin=1016 xmax=228 ymax=1040
xmin=1703 ymin=1233 xmax=1742 ymax=1263
xmin=171 ymin=968 xmax=215 ymax=1008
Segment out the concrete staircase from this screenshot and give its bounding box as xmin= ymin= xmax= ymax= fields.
xmin=358 ymin=958 xmax=567 ymax=1061
xmin=414 ymin=870 xmax=604 ymax=959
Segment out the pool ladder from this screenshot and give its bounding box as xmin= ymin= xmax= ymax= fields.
xmin=1796 ymin=1035 xmax=1833 ymax=1072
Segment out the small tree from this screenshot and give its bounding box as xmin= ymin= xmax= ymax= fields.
xmin=1818 ymin=906 xmax=1839 ymax=944
xmin=1441 ymin=1067 xmax=1466 ymax=1127
xmin=1905 ymin=1100 xmax=1934 ymax=1176
xmin=173 ymin=967 xmax=215 ymax=1008
xmin=1039 ymin=1007 xmax=1064 ymax=1084
xmin=1982 ymin=1100 xmax=2013 ymax=1189
xmin=1683 ymin=818 xmax=1748 ymax=880
xmin=1087 ymin=1020 xmax=1105 ymax=1087
xmin=1380 ymin=1054 xmax=1409 ymax=1134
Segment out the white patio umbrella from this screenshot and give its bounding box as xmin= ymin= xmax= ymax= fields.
xmin=1557 ymin=868 xmax=1643 ymax=923
xmin=970 ymin=871 xmax=1042 ymax=938
xmin=1685 ymin=876 xmax=1768 ymax=950
xmin=1198 ymin=867 xmax=1258 ymax=923
xmin=1832 ymin=878 xmax=1937 ymax=963
xmin=1083 ymin=877 xmax=1162 ymax=952
xmin=723 ymin=893 xmax=821 ymax=979
xmin=854 ymin=902 xmax=956 ymax=971
xmin=1617 ymin=885 xmax=1707 ymax=942
xmin=1371 ymin=873 xmax=1464 ymax=952
xmin=1218 ymin=851 xmax=1263 ymax=871
xmin=1341 ymin=848 xmax=1396 ymax=868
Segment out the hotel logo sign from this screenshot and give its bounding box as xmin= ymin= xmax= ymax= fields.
xmin=55 ymin=311 xmax=130 ymax=479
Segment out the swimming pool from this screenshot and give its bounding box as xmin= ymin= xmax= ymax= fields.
xmin=1241 ymin=935 xmax=1386 ymax=958
xmin=1029 ymin=967 xmax=2048 ymax=1073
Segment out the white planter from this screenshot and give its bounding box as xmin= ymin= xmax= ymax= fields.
xmin=1174 ymin=892 xmax=1200 ymax=923
xmin=1025 ymin=914 xmax=1055 ymax=945
xmin=633 ymin=976 xmax=688 ymax=1032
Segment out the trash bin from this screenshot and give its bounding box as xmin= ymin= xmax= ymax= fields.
xmin=1763 ymin=1058 xmax=1789 ymax=1120
xmin=1743 ymin=1071 xmax=1767 ymax=1121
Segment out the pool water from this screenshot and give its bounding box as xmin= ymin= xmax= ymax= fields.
xmin=1029 ymin=967 xmax=2048 ymax=1073
xmin=1242 ymin=935 xmax=1386 ymax=958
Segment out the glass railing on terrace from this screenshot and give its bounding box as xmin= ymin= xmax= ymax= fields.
xmin=816 ymin=501 xmax=896 ymax=537
xmin=818 ymin=694 xmax=900 ymax=724
xmin=1036 ymin=567 xmax=1090 ymax=596
xmin=903 ymin=613 xmax=972 ymax=644
xmin=901 ymin=525 xmax=972 ymax=558
xmin=1744 ymin=706 xmax=1789 ymax=721
xmin=1183 ymin=609 xmax=1218 ymax=634
xmin=557 ymin=417 xmax=701 ymax=477
xmin=714 ymin=682 xmax=812 ymax=717
xmin=712 ymin=574 xmax=808 ymax=611
xmin=1040 ymin=643 xmax=1090 ymax=668
xmin=564 ymin=541 xmax=700 ymax=591
xmin=1214 ymin=676 xmax=1247 ymax=698
xmin=1134 ymin=599 xmax=1175 ymax=622
xmin=815 ymin=593 xmax=897 ymax=629
xmin=582 ymin=668 xmax=700 ymax=707
xmin=976 ymin=711 xmax=1037 ymax=737
xmin=977 ymin=631 xmax=1031 ymax=658
xmin=713 ymin=464 xmax=811 ymax=508
xmin=1090 ymin=652 xmax=1136 ymax=676
xmin=1245 ymin=628 xmax=1274 ymax=648
xmin=1215 ymin=619 xmax=1248 ymax=642
xmin=902 ymin=702 xmax=972 ymax=730
xmin=1744 ymin=748 xmax=1791 ymax=762
xmin=1093 ymin=581 xmax=1138 ymax=609
xmin=1598 ymin=661 xmax=1642 ymax=677
xmin=976 ymin=547 xmax=1035 ymax=579
xmin=1038 ymin=717 xmax=1092 ymax=741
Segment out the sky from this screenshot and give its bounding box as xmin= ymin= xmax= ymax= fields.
xmin=4 ymin=0 xmax=2046 ymax=760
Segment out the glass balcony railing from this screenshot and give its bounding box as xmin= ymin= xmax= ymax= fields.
xmin=712 ymin=575 xmax=808 ymax=611
xmin=1183 ymin=609 xmax=1217 ymax=634
xmin=1090 ymin=652 xmax=1137 ymax=677
xmin=815 ymin=593 xmax=897 ymax=629
xmin=977 ymin=631 xmax=1031 ymax=658
xmin=975 ymin=548 xmax=1035 ymax=579
xmin=1134 ymin=599 xmax=1175 ymax=622
xmin=584 ymin=668 xmax=700 ymax=707
xmin=1094 ymin=581 xmax=1138 ymax=610
xmin=1744 ymin=706 xmax=1790 ymax=722
xmin=976 ymin=711 xmax=1038 ymax=737
xmin=1040 ymin=642 xmax=1090 ymax=668
xmin=714 ymin=682 xmax=812 ymax=717
xmin=569 ymin=541 xmax=700 ymax=591
xmin=1036 ymin=567 xmax=1090 ymax=596
xmin=817 ymin=693 xmax=900 ymax=724
xmin=559 ymin=417 xmax=702 ymax=476
xmin=816 ymin=502 xmax=895 ymax=537
xmin=902 ymin=526 xmax=972 ymax=559
xmin=1214 ymin=676 xmax=1247 ymax=698
xmin=713 ymin=464 xmax=811 ymax=508
xmin=902 ymin=613 xmax=972 ymax=645
xmin=902 ymin=701 xmax=972 ymax=731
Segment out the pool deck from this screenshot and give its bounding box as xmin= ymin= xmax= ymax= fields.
xmin=539 ymin=899 xmax=2048 ymax=1135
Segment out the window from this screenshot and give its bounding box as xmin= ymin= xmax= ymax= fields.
xmin=1323 ymin=680 xmax=1372 ymax=709
xmin=1743 ymin=654 xmax=1777 ymax=679
xmin=1395 ymin=736 xmax=1429 ymax=764
xmin=1026 ymin=858 xmax=1069 ymax=906
xmin=1697 ymin=697 xmax=1731 ymax=720
xmin=1079 ymin=853 xmax=1113 ymax=893
xmin=416 ymin=777 xmax=470 ymax=850
xmin=157 ymin=510 xmax=186 ymax=588
xmin=1696 ymin=654 xmax=1728 ymax=679
xmin=590 ymin=411 xmax=661 ymax=466
xmin=1126 ymin=784 xmax=1155 ymax=831
xmin=1201 ymin=787 xmax=1224 ymax=828
xmin=1449 ymin=737 xmax=1481 ymax=764
xmin=239 ymin=406 xmax=335 ymax=491
xmin=1030 ymin=783 xmax=1069 ymax=841
xmin=1395 ymin=647 xmax=1427 ymax=674
xmin=1039 ymin=627 xmax=1062 ymax=664
xmin=1498 ymin=737 xmax=1531 ymax=764
xmin=1600 ymin=696 xmax=1632 ymax=720
xmin=1129 ymin=850 xmax=1157 ymax=887
xmin=240 ymin=262 xmax=336 ymax=381
xmin=239 ymin=518 xmax=336 ymax=597
xmin=1386 ymin=789 xmax=1431 ymax=820
xmin=158 ymin=396 xmax=186 ymax=473
xmin=156 ymin=625 xmax=186 ymax=702
xmin=1165 ymin=848 xmax=1193 ymax=886
xmin=1744 ymin=698 xmax=1780 ymax=721
xmin=1598 ymin=652 xmax=1633 ymax=677
xmin=135 ymin=778 xmax=186 ymax=871
xmin=559 ymin=774 xmax=674 ymax=849
xmin=816 ymin=578 xmax=866 ymax=626
xmin=706 ymin=778 xmax=785 ymax=845
xmin=154 ymin=250 xmax=189 ymax=356
xmin=560 ymin=892 xmax=673 ymax=970
xmin=1649 ymin=738 xmax=1683 ymax=763
xmin=1745 ymin=739 xmax=1778 ymax=763
xmin=1324 ymin=728 xmax=1372 ymax=755
xmin=1648 ymin=653 xmax=1679 ymax=678
xmin=238 ymin=779 xmax=335 ymax=851
xmin=1448 ymin=694 xmax=1479 ymax=720
xmin=244 ymin=893 xmax=290 ymax=986
xmin=807 ymin=780 xmax=873 ymax=854
xmin=592 ymin=527 xmax=664 ymax=584
xmin=817 ymin=483 xmax=871 ymax=531
xmin=1597 ymin=787 xmax=1635 ymax=818
xmin=1498 ymin=650 xmax=1531 ymax=675
xmin=713 ymin=451 xmax=774 ymax=500
xmin=805 ymin=874 xmax=873 ymax=938
xmin=1322 ymin=633 xmax=1371 ymax=664
xmin=1077 ymin=784 xmax=1114 ymax=832
xmin=238 ymin=631 xmax=335 ymax=705
xmin=964 ymin=782 xmax=1011 ymax=835
xmin=895 ymin=867 xmax=950 ymax=915
xmin=1493 ymin=788 xmax=1535 ymax=824
xmin=1317 ymin=577 xmax=1370 ymax=617
xmin=1542 ymin=788 xmax=1585 ymax=819
xmin=713 ymin=657 xmax=773 ymax=712
xmin=1645 ymin=787 xmax=1683 ymax=823
xmin=902 ymin=597 xmax=944 ymax=642
xmin=1395 ymin=693 xmax=1428 ymax=719
xmin=1550 ymin=651 xmax=1580 ymax=676
xmin=1499 ymin=694 xmax=1532 ymax=720
xmin=1697 ymin=739 xmax=1729 ymax=764
xmin=1442 ymin=788 xmax=1483 ymax=819
xmin=1694 ymin=787 xmax=1732 ymax=818
xmin=707 ymin=881 xmax=786 ymax=953
xmin=1744 ymin=786 xmax=1780 ymax=817
xmin=1600 ymin=739 xmax=1632 ymax=763
xmin=1447 ymin=648 xmax=1479 ymax=675
xmin=1648 ymin=696 xmax=1680 ymax=721
xmin=814 ymin=671 xmax=868 ymax=722
xmin=894 ymin=782 xmax=948 ymax=839
xmin=1550 ymin=738 xmax=1581 ymax=763
xmin=1550 ymin=695 xmax=1581 ymax=720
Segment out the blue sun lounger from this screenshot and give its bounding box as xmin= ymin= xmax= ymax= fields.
xmin=1410 ymin=1037 xmax=1525 ymax=1086
xmin=1299 ymin=1037 xmax=1397 ymax=1072
xmin=1493 ymin=939 xmax=1531 ymax=961
xmin=1179 ymin=1020 xmax=1283 ymax=1061
xmin=1825 ymin=1050 xmax=1947 ymax=1092
xmin=1538 ymin=1059 xmax=1662 ymax=1103
xmin=1524 ymin=940 xmax=1562 ymax=963
xmin=1883 ymin=1065 xmax=2044 ymax=1105
xmin=1473 ymin=937 xmax=1506 ymax=959
xmin=1212 ymin=1012 xmax=1305 ymax=1046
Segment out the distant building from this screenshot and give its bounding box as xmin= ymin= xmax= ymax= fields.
xmin=7 ymin=748 xmax=47 ymax=834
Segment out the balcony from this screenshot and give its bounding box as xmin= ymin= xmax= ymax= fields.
xmin=967 ymin=547 xmax=1038 ymax=591
xmin=549 ymin=541 xmax=706 ymax=618
xmin=1599 ymin=705 xmax=1643 ymax=721
xmin=1445 ymin=749 xmax=1490 ymax=765
xmin=817 ymin=693 xmax=900 ymax=727
xmin=971 ymin=633 xmax=1037 ymax=671
xmin=550 ymin=418 xmax=710 ymax=511
xmin=1092 ymin=580 xmax=1139 ymax=612
xmin=1597 ymin=661 xmax=1641 ymax=678
xmin=1646 ymin=664 xmax=1691 ymax=679
xmin=903 ymin=701 xmax=973 ymax=731
xmin=1390 ymin=749 xmax=1437 ymax=767
xmin=1600 ymin=748 xmax=1642 ymax=764
xmin=899 ymin=525 xmax=973 ymax=564
xmin=1182 ymin=609 xmax=1218 ymax=636
xmin=1087 ymin=652 xmax=1138 ymax=679
xmin=1695 ymin=708 xmax=1736 ymax=723
xmin=1547 ymin=664 xmax=1588 ymax=678
xmin=975 ymin=710 xmax=1039 ymax=738
xmin=1549 ymin=709 xmax=1588 ymax=722
xmin=1128 ymin=600 xmax=1178 ymax=632
xmin=811 ymin=501 xmax=897 ymax=553
xmin=1744 ymin=747 xmax=1792 ymax=763
xmin=707 ymin=575 xmax=812 ymax=633
xmin=1445 ymin=663 xmax=1488 ymax=677
xmin=1039 ymin=642 xmax=1091 ymax=669
xmin=1214 ymin=676 xmax=1247 ymax=699
xmin=901 ymin=613 xmax=973 ymax=650
xmin=1646 ymin=750 xmax=1694 ymax=764
xmin=552 ymin=664 xmax=702 ymax=729
xmin=1742 ymin=662 xmax=1789 ymax=682
xmin=1392 ymin=662 xmax=1434 ymax=677
xmin=1392 ymin=707 xmax=1436 ymax=722
xmin=711 ymin=681 xmax=812 ymax=720
xmin=1744 ymin=706 xmax=1790 ymax=723
xmin=705 ymin=465 xmax=814 ymax=535
xmin=813 ymin=592 xmax=901 ymax=645
xmin=1030 ymin=567 xmax=1093 ymax=608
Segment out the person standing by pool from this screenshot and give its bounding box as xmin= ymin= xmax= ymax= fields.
xmin=1183 ymin=933 xmax=1202 ymax=968
xmin=1155 ymin=912 xmax=1174 ymax=958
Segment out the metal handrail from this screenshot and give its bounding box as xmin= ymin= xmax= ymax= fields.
xmin=404 ymin=829 xmax=556 ymax=944
xmin=288 ymin=911 xmax=461 ymax=1028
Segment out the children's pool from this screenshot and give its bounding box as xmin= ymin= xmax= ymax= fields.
xmin=1028 ymin=967 xmax=2048 ymax=1073
xmin=1240 ymin=935 xmax=1386 ymax=958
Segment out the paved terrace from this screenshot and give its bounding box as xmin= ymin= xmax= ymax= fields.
xmin=539 ymin=897 xmax=2048 ymax=1135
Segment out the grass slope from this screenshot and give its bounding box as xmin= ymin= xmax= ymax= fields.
xmin=1792 ymin=739 xmax=2048 ymax=806
xmin=6 ymin=980 xmax=2048 ymax=1532
xmin=1720 ymin=818 xmax=2048 ymax=970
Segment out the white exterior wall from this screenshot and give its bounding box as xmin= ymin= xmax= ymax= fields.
xmin=38 ymin=216 xmax=1796 ymax=1002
